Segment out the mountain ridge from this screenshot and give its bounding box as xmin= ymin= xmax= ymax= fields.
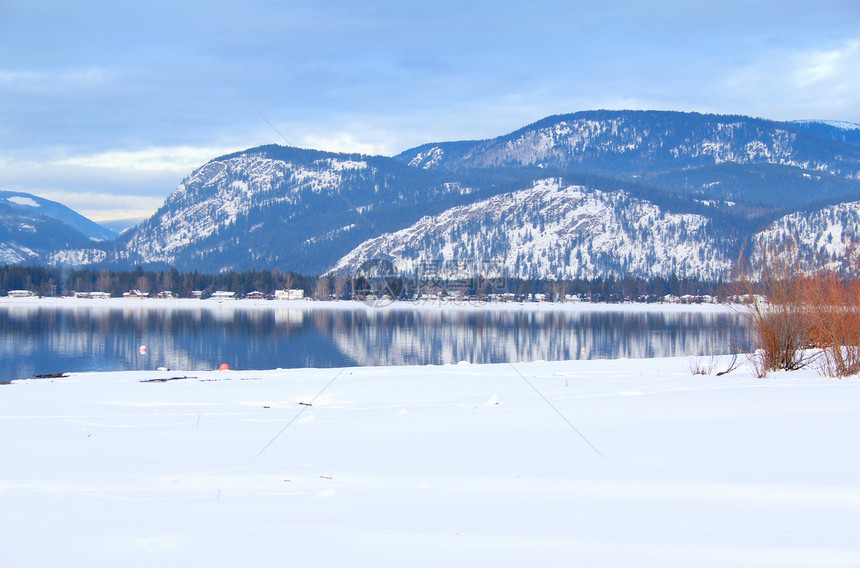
xmin=8 ymin=110 xmax=860 ymax=280
xmin=397 ymin=110 xmax=860 ymax=210
xmin=0 ymin=190 xmax=117 ymax=265
xmin=0 ymin=190 xmax=117 ymax=242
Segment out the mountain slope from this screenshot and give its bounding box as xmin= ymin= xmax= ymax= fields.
xmin=24 ymin=110 xmax=860 ymax=279
xmin=753 ymin=201 xmax=860 ymax=271
xmin=0 ymin=191 xmax=111 ymax=265
xmin=0 ymin=191 xmax=116 ymax=242
xmin=332 ymin=178 xmax=732 ymax=280
xmin=399 ymin=110 xmax=860 ymax=175
xmin=110 ymin=145 xmax=511 ymax=273
xmin=398 ymin=110 xmax=860 ymax=209
xmin=789 ymin=120 xmax=860 ymax=148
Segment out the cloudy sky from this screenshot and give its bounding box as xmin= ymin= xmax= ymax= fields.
xmin=1 ymin=1 xmax=859 ymax=223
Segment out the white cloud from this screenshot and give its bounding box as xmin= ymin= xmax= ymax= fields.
xmin=298 ymin=132 xmax=394 ymax=156
xmin=30 ymin=190 xmax=165 ymax=222
xmin=54 ymin=146 xmax=234 ymax=174
xmin=716 ymin=37 xmax=860 ymax=121
xmin=792 ymin=39 xmax=860 ymax=94
xmin=0 ymin=146 xmax=235 ymax=222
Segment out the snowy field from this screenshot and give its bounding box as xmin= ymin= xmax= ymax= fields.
xmin=2 ymin=355 xmax=860 ymax=567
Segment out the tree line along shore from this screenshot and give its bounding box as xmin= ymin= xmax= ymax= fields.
xmin=0 ymin=264 xmax=728 ymax=303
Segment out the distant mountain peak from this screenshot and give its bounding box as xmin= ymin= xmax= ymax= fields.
xmin=792 ymin=119 xmax=860 ymax=131
xmin=0 ymin=190 xmax=114 ymax=265
xmin=0 ymin=190 xmax=116 ymax=242
xmin=4 ymin=194 xmax=41 ymax=208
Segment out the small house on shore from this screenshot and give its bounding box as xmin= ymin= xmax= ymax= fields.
xmin=6 ymin=290 xmax=34 ymax=298
xmin=122 ymin=290 xmax=148 ymax=299
xmin=274 ymin=289 xmax=304 ymax=300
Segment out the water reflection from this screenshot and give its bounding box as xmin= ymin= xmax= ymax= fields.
xmin=0 ymin=304 xmax=749 ymax=381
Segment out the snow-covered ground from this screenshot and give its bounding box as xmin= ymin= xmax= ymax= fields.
xmin=2 ymin=355 xmax=859 ymax=567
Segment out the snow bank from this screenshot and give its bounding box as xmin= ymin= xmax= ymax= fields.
xmin=1 ymin=356 xmax=859 ymax=567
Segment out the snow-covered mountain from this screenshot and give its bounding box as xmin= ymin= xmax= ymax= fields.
xmin=789 ymin=119 xmax=860 ymax=148
xmin=332 ymin=178 xmax=731 ymax=280
xmin=0 ymin=191 xmax=116 ymax=242
xmin=752 ymin=201 xmax=860 ymax=271
xmin=0 ymin=191 xmax=115 ymax=265
xmin=121 ymin=149 xmax=376 ymax=268
xmin=399 ymin=110 xmax=860 ymax=208
xmin=101 ymin=145 xmax=499 ymax=273
xmin=15 ymin=110 xmax=860 ymax=280
xmin=401 ymin=110 xmax=860 ymax=174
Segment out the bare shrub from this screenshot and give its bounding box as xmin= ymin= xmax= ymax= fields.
xmin=689 ymin=358 xmax=709 ymax=375
xmin=689 ymin=351 xmax=742 ymax=376
xmin=738 ymin=239 xmax=860 ymax=378
xmin=804 ymin=272 xmax=860 ymax=377
xmin=688 ymin=332 xmax=744 ymax=376
xmin=734 ymin=241 xmax=815 ymax=377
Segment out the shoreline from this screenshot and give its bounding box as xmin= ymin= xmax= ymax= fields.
xmin=0 ymin=295 xmax=737 ymax=313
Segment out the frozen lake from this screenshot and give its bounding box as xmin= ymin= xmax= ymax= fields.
xmin=0 ymin=299 xmax=749 ymax=381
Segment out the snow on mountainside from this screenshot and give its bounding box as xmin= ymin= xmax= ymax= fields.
xmin=332 ymin=178 xmax=731 ymax=280
xmin=123 ymin=153 xmax=368 ymax=263
xmin=107 ymin=145 xmax=482 ymax=273
xmin=804 ymin=120 xmax=860 ymax=131
xmin=753 ymin=201 xmax=860 ymax=271
xmin=0 ymin=190 xmax=116 ymax=242
xmin=399 ymin=111 xmax=860 ymax=201
xmin=791 ymin=119 xmax=860 ymax=132
xmin=0 ymin=191 xmax=107 ymax=264
xmin=788 ymin=120 xmax=860 ymax=149
xmin=0 ymin=243 xmax=38 ymax=265
xmin=46 ymin=248 xmax=108 ymax=266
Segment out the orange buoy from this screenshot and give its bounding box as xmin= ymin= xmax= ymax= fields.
xmin=139 ymin=345 xmax=147 ymax=355
xmin=218 ymin=363 xmax=230 ymax=371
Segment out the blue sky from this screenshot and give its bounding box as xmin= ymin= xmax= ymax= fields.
xmin=1 ymin=0 xmax=859 ymax=222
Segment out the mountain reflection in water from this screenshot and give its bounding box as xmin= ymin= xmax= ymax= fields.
xmin=0 ymin=304 xmax=749 ymax=381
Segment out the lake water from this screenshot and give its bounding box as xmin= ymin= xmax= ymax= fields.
xmin=0 ymin=302 xmax=750 ymax=382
